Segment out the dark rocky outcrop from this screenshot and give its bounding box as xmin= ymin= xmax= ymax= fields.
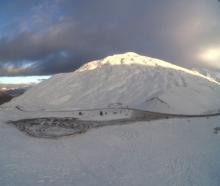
xmin=0 ymin=91 xmax=13 ymax=105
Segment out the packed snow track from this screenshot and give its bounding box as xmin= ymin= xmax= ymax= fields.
xmin=7 ymin=108 xmax=220 ymax=138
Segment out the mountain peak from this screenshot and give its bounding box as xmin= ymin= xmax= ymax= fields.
xmin=78 ymin=52 xmax=172 ymax=72
xmin=77 ymin=53 xmax=217 ymax=83
xmin=116 ymin=52 xmax=139 ymax=56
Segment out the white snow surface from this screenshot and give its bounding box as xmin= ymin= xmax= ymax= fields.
xmin=193 ymin=67 xmax=220 ymax=83
xmin=0 ymin=110 xmax=220 ymax=186
xmin=1 ymin=52 xmax=220 ymax=185
xmin=4 ymin=52 xmax=220 ymax=114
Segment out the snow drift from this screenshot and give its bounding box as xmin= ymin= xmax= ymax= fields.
xmin=4 ymin=52 xmax=220 ymax=114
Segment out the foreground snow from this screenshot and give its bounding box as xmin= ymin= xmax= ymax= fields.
xmin=1 ymin=110 xmax=220 ymax=186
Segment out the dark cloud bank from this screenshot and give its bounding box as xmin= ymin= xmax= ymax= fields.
xmin=0 ymin=0 xmax=220 ymax=76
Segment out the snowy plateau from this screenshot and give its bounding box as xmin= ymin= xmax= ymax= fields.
xmin=1 ymin=52 xmax=220 ymax=186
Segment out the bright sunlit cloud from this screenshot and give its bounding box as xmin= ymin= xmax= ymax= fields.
xmin=197 ymin=47 xmax=220 ymax=68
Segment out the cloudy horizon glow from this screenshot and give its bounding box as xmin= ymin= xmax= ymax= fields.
xmin=0 ymin=76 xmax=51 ymax=84
xmin=0 ymin=0 xmax=220 ymax=76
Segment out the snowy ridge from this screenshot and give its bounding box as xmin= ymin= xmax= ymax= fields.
xmin=3 ymin=52 xmax=220 ymax=114
xmin=79 ymin=52 xmax=219 ymax=83
xmin=192 ymin=67 xmax=220 ymax=83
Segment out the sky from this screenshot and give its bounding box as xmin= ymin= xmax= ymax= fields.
xmin=0 ymin=0 xmax=220 ymax=77
xmin=0 ymin=76 xmax=51 ymax=84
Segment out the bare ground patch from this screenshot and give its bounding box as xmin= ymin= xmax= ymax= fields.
xmin=214 ymin=127 xmax=220 ymax=134
xmin=7 ymin=117 xmax=133 ymax=138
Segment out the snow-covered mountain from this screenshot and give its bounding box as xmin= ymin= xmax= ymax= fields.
xmin=4 ymin=52 xmax=220 ymax=114
xmin=192 ymin=68 xmax=220 ymax=83
xmin=2 ymin=52 xmax=220 ymax=186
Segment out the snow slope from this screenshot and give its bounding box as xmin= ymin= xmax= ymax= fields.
xmin=193 ymin=68 xmax=220 ymax=83
xmin=0 ymin=110 xmax=220 ymax=186
xmin=4 ymin=52 xmax=220 ymax=114
xmin=1 ymin=52 xmax=220 ymax=185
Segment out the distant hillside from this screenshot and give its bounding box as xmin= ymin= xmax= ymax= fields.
xmin=0 ymin=86 xmax=29 ymax=105
xmin=0 ymin=91 xmax=12 ymax=105
xmin=0 ymin=83 xmax=34 ymax=90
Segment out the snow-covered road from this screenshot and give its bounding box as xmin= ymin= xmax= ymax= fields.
xmin=5 ymin=106 xmax=220 ymax=139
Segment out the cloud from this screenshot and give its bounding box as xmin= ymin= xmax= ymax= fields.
xmin=197 ymin=47 xmax=220 ymax=69
xmin=0 ymin=61 xmax=36 ymax=76
xmin=0 ymin=0 xmax=220 ymax=75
